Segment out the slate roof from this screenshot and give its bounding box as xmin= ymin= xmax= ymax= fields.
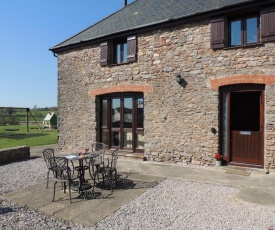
xmin=51 ymin=0 xmax=257 ymax=51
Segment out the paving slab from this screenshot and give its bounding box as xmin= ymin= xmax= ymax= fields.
xmin=237 ymin=188 xmax=275 ymax=207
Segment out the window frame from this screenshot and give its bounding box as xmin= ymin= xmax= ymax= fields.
xmin=100 ymin=35 xmax=137 ymax=66
xmin=114 ymin=40 xmax=128 ymax=64
xmin=229 ymin=15 xmax=259 ymax=47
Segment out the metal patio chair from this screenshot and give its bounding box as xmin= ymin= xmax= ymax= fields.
xmin=49 ymin=157 xmax=78 ymax=204
xmin=97 ymin=149 xmax=119 ymax=192
xmin=42 ymin=148 xmax=55 ymax=188
xmin=88 ymin=142 xmax=106 ymax=185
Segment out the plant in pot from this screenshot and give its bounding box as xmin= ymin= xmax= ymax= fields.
xmin=214 ymin=153 xmax=222 ymax=166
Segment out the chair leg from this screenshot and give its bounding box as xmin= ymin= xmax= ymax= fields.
xmin=63 ymin=182 xmax=66 ymax=193
xmin=115 ymin=169 xmax=118 ymax=186
xmin=46 ymin=170 xmax=50 ymax=188
xmin=109 ymin=172 xmax=113 ymax=192
xmin=70 ymin=160 xmax=75 ymax=176
xmin=52 ymin=181 xmax=57 ymax=202
xmin=68 ymin=182 xmax=72 ymax=204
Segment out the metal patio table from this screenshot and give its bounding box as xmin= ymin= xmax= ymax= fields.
xmin=64 ymin=152 xmax=99 ymax=195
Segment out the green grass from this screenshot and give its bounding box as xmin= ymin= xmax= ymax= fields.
xmin=0 ymin=124 xmax=58 ymax=149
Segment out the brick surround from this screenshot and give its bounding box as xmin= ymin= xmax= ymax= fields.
xmin=90 ymin=85 xmax=153 ymax=97
xmin=211 ymin=75 xmax=275 ymax=89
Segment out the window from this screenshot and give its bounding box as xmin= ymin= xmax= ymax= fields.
xmin=230 ymin=16 xmax=258 ymax=46
xmin=100 ymin=93 xmax=144 ymax=153
xmin=114 ymin=40 xmax=127 ymax=64
xmin=100 ymin=35 xmax=137 ymax=66
xmin=211 ymin=7 xmax=275 ymax=49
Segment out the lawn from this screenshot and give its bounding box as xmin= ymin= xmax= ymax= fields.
xmin=0 ymin=124 xmax=58 ymax=149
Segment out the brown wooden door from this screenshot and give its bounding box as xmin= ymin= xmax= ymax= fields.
xmin=231 ymin=130 xmax=262 ymax=164
xmin=220 ymin=84 xmax=264 ymax=166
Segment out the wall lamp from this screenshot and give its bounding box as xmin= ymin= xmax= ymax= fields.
xmin=211 ymin=127 xmax=217 ymax=134
xmin=175 ymin=73 xmax=187 ymax=88
xmin=175 ymin=73 xmax=182 ymax=84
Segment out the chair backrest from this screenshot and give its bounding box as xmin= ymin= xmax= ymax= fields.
xmin=91 ymin=142 xmax=106 ymax=162
xmin=43 ymin=148 xmax=55 ymax=169
xmin=49 ymin=157 xmax=72 ymax=180
xmin=91 ymin=142 xmax=106 ymax=154
xmin=109 ymin=149 xmax=119 ymax=169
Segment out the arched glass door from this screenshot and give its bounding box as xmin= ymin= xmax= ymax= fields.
xmin=100 ymin=93 xmax=144 ymax=153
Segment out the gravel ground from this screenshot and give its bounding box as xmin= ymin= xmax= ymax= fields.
xmin=96 ymin=179 xmax=275 ymax=230
xmin=1 ymin=158 xmax=275 ymax=229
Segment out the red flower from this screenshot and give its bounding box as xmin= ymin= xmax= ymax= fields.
xmin=214 ymin=153 xmax=222 ymax=161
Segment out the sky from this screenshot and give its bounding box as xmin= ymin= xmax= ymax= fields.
xmin=0 ymin=0 xmax=135 ymax=109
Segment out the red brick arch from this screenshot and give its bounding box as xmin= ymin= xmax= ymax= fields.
xmin=211 ymin=75 xmax=275 ymax=90
xmin=90 ymin=85 xmax=153 ymax=97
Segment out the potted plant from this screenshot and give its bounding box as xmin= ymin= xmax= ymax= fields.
xmin=214 ymin=153 xmax=222 ymax=166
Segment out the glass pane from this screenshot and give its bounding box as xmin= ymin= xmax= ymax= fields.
xmin=101 ymin=132 xmax=109 ymax=146
xmin=137 ymin=97 xmax=144 ymax=128
xmin=102 ymin=99 xmax=108 ymax=127
xmin=124 ymin=98 xmax=132 ymax=128
xmin=123 ymin=42 xmax=127 ymax=62
xmin=230 ymin=20 xmax=241 ymax=46
xmin=116 ymin=44 xmax=121 ymax=64
xmin=112 ymin=131 xmax=120 ymax=146
xmin=246 ymin=17 xmax=257 ymax=44
xmin=124 ymin=132 xmax=132 ymax=148
xmin=136 ymin=133 xmax=144 ymax=149
xmin=112 ymin=98 xmax=120 ymax=128
xmin=221 ymin=93 xmax=228 ymax=157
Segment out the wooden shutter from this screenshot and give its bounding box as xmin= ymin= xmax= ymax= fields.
xmin=127 ymin=36 xmax=137 ymax=62
xmin=100 ymin=42 xmax=108 ymax=66
xmin=211 ymin=17 xmax=225 ymax=49
xmin=261 ymin=6 xmax=275 ymax=43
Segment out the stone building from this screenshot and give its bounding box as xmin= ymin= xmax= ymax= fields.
xmin=50 ymin=0 xmax=275 ymax=170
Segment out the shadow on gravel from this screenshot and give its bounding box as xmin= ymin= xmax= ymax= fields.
xmin=0 ymin=207 xmax=15 ymax=215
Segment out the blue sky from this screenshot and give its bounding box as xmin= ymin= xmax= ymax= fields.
xmin=0 ymin=0 xmax=134 ymax=108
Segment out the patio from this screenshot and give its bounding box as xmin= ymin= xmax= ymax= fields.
xmin=1 ymin=144 xmax=275 ymax=229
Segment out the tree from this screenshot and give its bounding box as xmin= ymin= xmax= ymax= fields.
xmin=5 ymin=107 xmax=14 ymax=115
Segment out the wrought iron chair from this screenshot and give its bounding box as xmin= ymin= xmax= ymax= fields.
xmin=88 ymin=142 xmax=106 ymax=185
xmin=43 ymin=148 xmax=75 ymax=188
xmin=49 ymin=157 xmax=78 ymax=204
xmin=97 ymin=149 xmax=119 ymax=192
xmin=42 ymin=148 xmax=55 ymax=188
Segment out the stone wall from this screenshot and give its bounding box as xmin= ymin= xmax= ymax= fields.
xmin=0 ymin=146 xmax=30 ymax=164
xmin=57 ymin=18 xmax=275 ymax=168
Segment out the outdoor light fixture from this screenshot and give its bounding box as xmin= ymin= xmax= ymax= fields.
xmin=211 ymin=127 xmax=217 ymax=134
xmin=175 ymin=73 xmax=182 ymax=84
xmin=174 ymin=73 xmax=188 ymax=88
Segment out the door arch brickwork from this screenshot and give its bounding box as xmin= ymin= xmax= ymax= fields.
xmin=211 ymin=75 xmax=275 ymax=90
xmin=90 ymin=85 xmax=153 ymax=97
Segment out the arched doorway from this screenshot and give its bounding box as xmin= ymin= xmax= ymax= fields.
xmin=220 ymin=84 xmax=264 ymax=167
xmin=99 ymin=93 xmax=144 ymax=153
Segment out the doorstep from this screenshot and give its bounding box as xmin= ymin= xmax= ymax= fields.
xmin=105 ymin=151 xmax=145 ymax=161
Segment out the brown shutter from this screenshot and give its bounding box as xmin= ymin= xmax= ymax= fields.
xmin=127 ymin=36 xmax=137 ymax=62
xmin=211 ymin=17 xmax=225 ymax=49
xmin=261 ymin=6 xmax=275 ymax=43
xmin=100 ymin=42 xmax=108 ymax=66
